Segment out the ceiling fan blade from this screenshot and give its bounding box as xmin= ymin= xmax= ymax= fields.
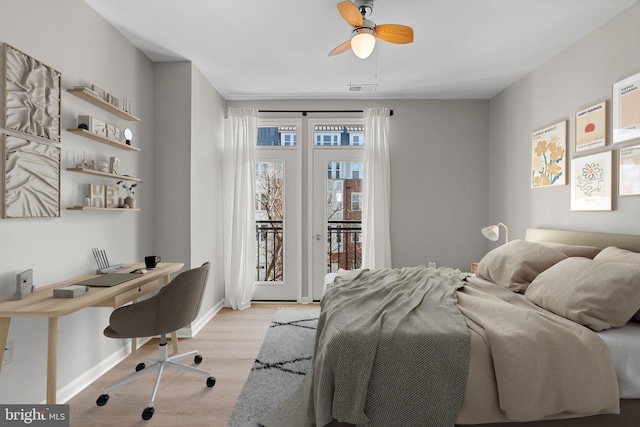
xmin=375 ymin=24 xmax=414 ymax=44
xmin=337 ymin=1 xmax=362 ymax=27
xmin=329 ymin=39 xmax=352 ymax=56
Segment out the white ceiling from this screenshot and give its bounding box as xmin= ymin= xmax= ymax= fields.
xmin=85 ymin=0 xmax=638 ymax=100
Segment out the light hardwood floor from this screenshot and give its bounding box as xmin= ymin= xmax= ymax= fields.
xmin=68 ymin=303 xmax=315 ymax=427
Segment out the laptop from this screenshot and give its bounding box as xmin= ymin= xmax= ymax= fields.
xmin=73 ymin=273 xmax=140 ymax=287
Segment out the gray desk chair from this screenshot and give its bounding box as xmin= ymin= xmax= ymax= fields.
xmin=96 ymin=262 xmax=215 ymax=421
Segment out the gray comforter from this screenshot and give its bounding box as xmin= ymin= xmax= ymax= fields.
xmin=260 ymin=266 xmax=470 ymax=427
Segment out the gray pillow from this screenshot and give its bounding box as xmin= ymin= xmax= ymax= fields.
xmin=594 ymin=246 xmax=640 ymax=264
xmin=525 ymin=257 xmax=640 ymax=331
xmin=593 ymin=246 xmax=640 ymax=321
xmin=476 ymin=239 xmax=567 ymax=292
xmin=534 ymin=241 xmax=601 ymax=259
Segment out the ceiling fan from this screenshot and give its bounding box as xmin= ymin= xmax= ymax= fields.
xmin=329 ymin=0 xmax=414 ymax=59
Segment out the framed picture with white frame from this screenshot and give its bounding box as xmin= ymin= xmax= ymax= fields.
xmin=618 ymin=144 xmax=640 ymax=196
xmin=570 ymin=151 xmax=613 ymax=211
xmin=612 ymin=71 xmax=640 ymax=144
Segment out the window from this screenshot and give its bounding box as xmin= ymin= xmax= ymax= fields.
xmin=351 ymin=192 xmax=362 ymax=212
xmin=257 ymin=125 xmax=297 ymax=146
xmin=314 ymin=125 xmax=365 ymax=146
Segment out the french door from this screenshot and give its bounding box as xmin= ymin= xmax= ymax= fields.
xmin=309 ymin=120 xmax=365 ymax=301
xmin=251 ymin=117 xmax=365 ymax=302
xmin=252 ymin=119 xmax=301 ymax=301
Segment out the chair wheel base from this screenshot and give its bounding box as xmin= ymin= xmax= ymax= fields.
xmin=207 ymin=376 xmax=216 ymax=388
xmin=194 ymin=354 xmax=203 ymax=364
xmin=96 ymin=394 xmax=109 ymax=406
xmin=142 ymin=406 xmax=154 ymax=420
xmin=135 ymin=362 xmax=146 ymax=372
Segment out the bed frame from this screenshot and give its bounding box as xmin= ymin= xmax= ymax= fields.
xmin=325 ymin=228 xmax=640 ymax=427
xmin=525 ymin=228 xmax=640 ymax=252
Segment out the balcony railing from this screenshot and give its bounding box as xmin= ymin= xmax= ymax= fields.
xmin=256 ymin=220 xmax=283 ymax=282
xmin=255 ymin=219 xmax=362 ymax=281
xmin=327 ymin=220 xmax=362 ymax=273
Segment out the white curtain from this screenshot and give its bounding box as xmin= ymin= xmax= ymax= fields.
xmin=223 ymin=108 xmax=257 ymax=310
xmin=361 ymin=107 xmax=392 ymax=269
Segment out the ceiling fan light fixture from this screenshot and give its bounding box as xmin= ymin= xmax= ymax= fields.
xmin=351 ymin=28 xmax=376 ymax=59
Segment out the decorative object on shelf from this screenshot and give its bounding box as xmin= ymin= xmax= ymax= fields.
xmin=3 ymin=134 xmax=60 ymax=218
xmin=109 ymin=156 xmax=120 ymax=174
xmin=67 ymin=87 xmax=140 ymax=122
xmin=122 ymin=97 xmax=132 ymax=114
xmin=481 ymin=223 xmax=509 ymax=244
xmin=106 ymin=123 xmax=121 ymax=141
xmin=531 ymin=120 xmax=566 ymax=188
xmin=93 ymin=160 xmax=109 ymax=173
xmin=612 ymin=70 xmax=640 ymax=144
xmin=570 ymin=151 xmax=612 ymax=211
xmin=74 ymin=85 xmax=99 ymax=97
xmin=117 ymin=180 xmax=137 ymax=209
xmin=76 ymin=151 xmax=92 ymax=169
xmin=619 ymin=144 xmax=640 ymax=196
xmin=3 ymin=44 xmax=61 ymax=142
xmin=124 ymin=128 xmax=133 ymax=145
xmin=89 ymin=183 xmax=105 ymax=208
xmin=13 ymin=269 xmax=34 ymax=301
xmin=575 ymin=101 xmax=607 ymax=153
xmin=83 ymin=196 xmax=91 ymax=207
xmin=91 ymin=85 xmax=108 ymax=102
xmin=108 ymin=94 xmax=120 ymax=109
xmin=78 ymin=115 xmax=107 ymax=137
xmin=105 ymin=186 xmax=118 ymax=208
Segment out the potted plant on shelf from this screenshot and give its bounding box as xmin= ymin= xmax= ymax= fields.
xmin=117 ymin=181 xmax=137 ymax=209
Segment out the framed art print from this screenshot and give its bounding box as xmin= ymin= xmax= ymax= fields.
xmin=619 ymin=144 xmax=640 ymax=196
xmin=531 ymin=120 xmax=566 ymax=188
xmin=3 ymin=44 xmax=61 ymax=142
xmin=570 ymin=151 xmax=612 ymax=211
xmin=3 ymin=134 xmax=60 ymax=218
xmin=612 ymin=71 xmax=640 ymax=144
xmin=575 ymin=101 xmax=606 ymax=152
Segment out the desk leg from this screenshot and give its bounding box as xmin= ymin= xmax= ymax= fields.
xmin=0 ymin=317 xmax=10 ymax=374
xmin=47 ymin=317 xmax=58 ymax=404
xmin=162 ymin=274 xmax=180 ymax=354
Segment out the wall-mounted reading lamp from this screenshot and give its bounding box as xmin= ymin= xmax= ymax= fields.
xmin=481 ymin=223 xmax=509 ymax=244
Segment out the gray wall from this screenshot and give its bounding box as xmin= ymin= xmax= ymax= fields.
xmin=0 ymin=1 xmax=226 ymax=404
xmin=228 ymin=99 xmax=490 ymax=274
xmin=0 ymin=0 xmax=154 ymax=403
xmin=489 ymin=3 xmax=640 ymax=243
xmin=153 ymin=61 xmax=225 ymax=324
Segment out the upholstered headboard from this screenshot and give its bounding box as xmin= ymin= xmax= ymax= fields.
xmin=525 ymin=228 xmax=640 ymax=253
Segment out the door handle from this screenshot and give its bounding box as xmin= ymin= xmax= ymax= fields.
xmin=315 ymin=234 xmax=322 ymax=240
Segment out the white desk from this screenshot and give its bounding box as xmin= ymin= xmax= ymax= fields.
xmin=0 ymin=262 xmax=184 ymax=404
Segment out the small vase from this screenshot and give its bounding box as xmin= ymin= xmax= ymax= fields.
xmin=124 ymin=196 xmax=135 ymax=209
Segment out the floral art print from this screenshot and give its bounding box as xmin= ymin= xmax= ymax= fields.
xmin=570 ymin=151 xmax=612 ymax=211
xmin=531 ymin=120 xmax=566 ymax=188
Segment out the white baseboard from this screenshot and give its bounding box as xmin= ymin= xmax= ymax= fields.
xmin=52 ymin=338 xmax=148 ymax=404
xmin=176 ymin=299 xmax=224 ymax=338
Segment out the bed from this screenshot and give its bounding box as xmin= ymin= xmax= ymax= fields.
xmin=261 ymin=228 xmax=640 ymax=427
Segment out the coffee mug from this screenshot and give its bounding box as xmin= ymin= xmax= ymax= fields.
xmin=144 ymin=255 xmax=161 ymax=269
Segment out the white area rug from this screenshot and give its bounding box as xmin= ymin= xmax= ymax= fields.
xmin=226 ymin=308 xmax=319 ymax=427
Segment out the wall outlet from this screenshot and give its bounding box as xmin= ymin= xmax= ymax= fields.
xmin=3 ymin=340 xmax=13 ymax=365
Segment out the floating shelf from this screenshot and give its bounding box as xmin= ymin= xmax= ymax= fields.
xmin=66 ymin=128 xmax=140 ymax=152
xmin=66 ymin=206 xmax=140 ymax=212
xmin=66 ymin=168 xmax=141 ymax=182
xmin=67 ymin=88 xmax=141 ymax=121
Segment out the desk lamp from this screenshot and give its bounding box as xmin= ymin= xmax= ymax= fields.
xmin=481 ymin=223 xmax=509 ymax=244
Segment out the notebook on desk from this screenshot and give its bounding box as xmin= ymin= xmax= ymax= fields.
xmin=73 ymin=273 xmax=140 ymax=287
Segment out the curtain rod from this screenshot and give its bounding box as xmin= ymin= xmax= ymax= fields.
xmin=258 ymin=109 xmax=394 ymax=116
